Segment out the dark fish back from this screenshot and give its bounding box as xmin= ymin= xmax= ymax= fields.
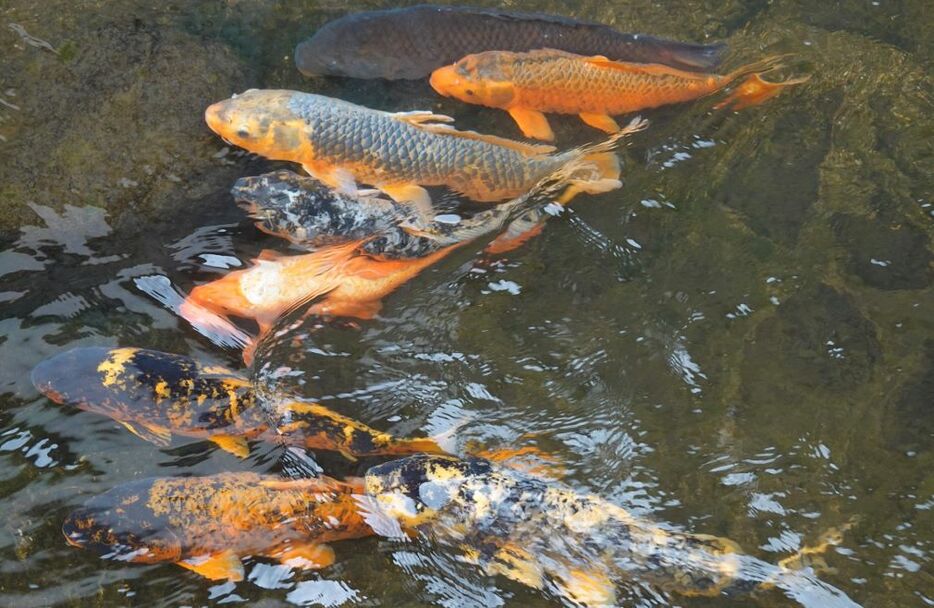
xmin=295 ymin=5 xmax=725 ymax=80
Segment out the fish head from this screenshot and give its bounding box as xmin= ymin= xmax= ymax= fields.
xmin=205 ymin=89 xmax=309 ymax=161
xmin=231 ymin=171 xmax=323 ymax=238
xmin=182 ymin=271 xmax=255 ymax=320
xmin=32 ymin=347 xmax=146 ymax=418
xmin=430 ymin=53 xmax=515 ymax=108
xmin=364 ymin=454 xmax=492 ymax=529
xmin=63 ymin=479 xmax=182 ymax=563
xmin=294 ymin=14 xmax=397 ymax=79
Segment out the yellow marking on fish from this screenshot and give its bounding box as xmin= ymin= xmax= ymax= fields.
xmin=97 ymin=348 xmax=137 ymax=387
xmin=153 ymin=380 xmax=171 ymax=399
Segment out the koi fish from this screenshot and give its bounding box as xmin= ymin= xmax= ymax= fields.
xmin=234 ymin=170 xmax=564 ymax=259
xmin=361 ymin=455 xmax=861 ymax=607
xmin=204 ymin=89 xmax=631 ymax=207
xmin=431 ymin=50 xmax=808 ymax=141
xmin=184 ymin=122 xmax=646 ymax=338
xmin=63 ymin=472 xmax=371 ymax=581
xmin=294 ymin=5 xmax=726 ymax=80
xmin=31 ymin=347 xmax=444 ymax=460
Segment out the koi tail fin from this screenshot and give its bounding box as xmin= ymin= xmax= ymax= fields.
xmin=134 ymin=274 xmax=253 ymax=350
xmin=721 ymin=54 xmax=789 ymax=84
xmin=556 ymin=116 xmax=649 ymax=203
xmin=715 ymin=72 xmax=811 ymax=111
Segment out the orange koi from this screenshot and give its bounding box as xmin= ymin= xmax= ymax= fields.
xmin=63 ymin=472 xmax=370 ymax=581
xmin=180 ymin=240 xmax=455 ymax=337
xmin=431 ymin=49 xmax=806 ymax=140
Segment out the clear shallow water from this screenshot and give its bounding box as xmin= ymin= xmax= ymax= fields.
xmin=1 ymin=0 xmax=932 ymax=606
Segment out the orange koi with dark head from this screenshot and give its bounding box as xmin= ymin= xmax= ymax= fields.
xmin=63 ymin=472 xmax=370 ymax=581
xmin=431 ymin=50 xmax=807 ymax=140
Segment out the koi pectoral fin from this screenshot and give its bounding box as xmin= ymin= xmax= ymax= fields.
xmin=210 ymin=434 xmax=250 ymax=458
xmin=378 ymin=183 xmax=434 ymax=218
xmin=119 ymin=420 xmax=172 ymax=447
xmin=507 ymin=107 xmax=554 ymax=142
xmin=302 ymin=163 xmax=360 ymax=195
xmin=556 ymin=178 xmax=622 ymax=204
xmin=578 ymin=113 xmax=620 ymax=134
xmin=271 ymin=543 xmax=336 ymax=570
xmin=178 ymin=550 xmax=244 ymax=581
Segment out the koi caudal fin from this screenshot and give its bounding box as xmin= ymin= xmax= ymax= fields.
xmin=712 ymin=55 xmax=809 ymax=111
xmin=555 ymin=116 xmax=650 ymax=204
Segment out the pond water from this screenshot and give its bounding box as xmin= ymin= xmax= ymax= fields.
xmin=1 ymin=1 xmax=932 ymax=606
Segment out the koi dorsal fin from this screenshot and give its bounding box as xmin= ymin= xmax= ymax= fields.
xmin=393 ymin=112 xmax=557 ymax=156
xmin=584 ymin=56 xmax=711 ymax=79
xmin=425 ymin=123 xmax=557 ymax=155
xmin=391 ymin=110 xmax=456 ymax=125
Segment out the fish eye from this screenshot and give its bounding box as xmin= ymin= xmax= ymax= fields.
xmin=235 ymin=127 xmax=251 ymax=139
xmin=465 ymin=89 xmax=475 ymax=96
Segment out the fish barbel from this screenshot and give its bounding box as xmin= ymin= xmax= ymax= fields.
xmin=205 ymin=89 xmax=628 ymax=206
xmin=363 ymin=454 xmax=861 ymax=607
xmin=431 ymin=50 xmax=807 ymax=140
xmin=295 ymin=4 xmax=726 ymax=80
xmin=63 ymin=472 xmax=370 ymax=581
xmin=32 ymin=347 xmax=444 ymax=460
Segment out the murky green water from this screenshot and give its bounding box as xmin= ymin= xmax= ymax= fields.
xmin=1 ymin=0 xmax=932 ymax=606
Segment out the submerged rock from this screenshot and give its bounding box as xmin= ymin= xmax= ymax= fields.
xmin=0 ymin=5 xmax=255 ymax=235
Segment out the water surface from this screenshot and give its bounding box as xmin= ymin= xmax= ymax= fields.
xmin=0 ymin=0 xmax=932 ymax=606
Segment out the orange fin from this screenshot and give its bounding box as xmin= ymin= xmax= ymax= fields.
xmin=272 ymin=542 xmax=336 ymax=570
xmin=119 ymin=420 xmax=171 ymax=447
xmin=255 ymin=249 xmax=282 ymax=262
xmin=556 ymin=177 xmax=622 ymax=204
xmin=507 ymin=107 xmax=554 ymax=141
xmin=178 ymin=550 xmax=244 ymax=581
xmin=553 ymin=567 xmax=617 ymax=606
xmin=386 ymin=437 xmax=447 ymax=456
xmin=408 ymin=121 xmax=556 ymax=156
xmin=211 ymin=434 xmax=250 ymax=458
xmin=474 ymin=445 xmax=566 ymax=480
xmin=379 ymin=183 xmax=432 ymax=208
xmin=714 ymin=73 xmax=811 ymax=111
xmin=485 ymin=220 xmax=546 ymax=255
xmin=578 ymin=112 xmax=620 ymax=134
xmin=391 ymin=110 xmax=456 ymax=125
xmin=302 ymin=163 xmax=360 ymax=195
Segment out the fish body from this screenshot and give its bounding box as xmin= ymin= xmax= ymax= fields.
xmin=431 ymin=50 xmax=796 ymax=140
xmin=181 ymin=239 xmax=456 ymax=330
xmin=205 ymin=89 xmax=622 ymax=205
xmin=32 ymin=347 xmax=443 ymax=460
xmin=63 ymin=472 xmax=370 ymax=581
xmin=295 ymin=4 xmax=726 ymax=80
xmin=234 ymin=170 xmax=561 ymax=259
xmin=364 ymin=455 xmax=860 ymax=607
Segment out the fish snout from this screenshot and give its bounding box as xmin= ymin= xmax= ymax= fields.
xmin=429 ymin=66 xmax=461 ymax=98
xmin=204 ymin=100 xmax=232 ymax=134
